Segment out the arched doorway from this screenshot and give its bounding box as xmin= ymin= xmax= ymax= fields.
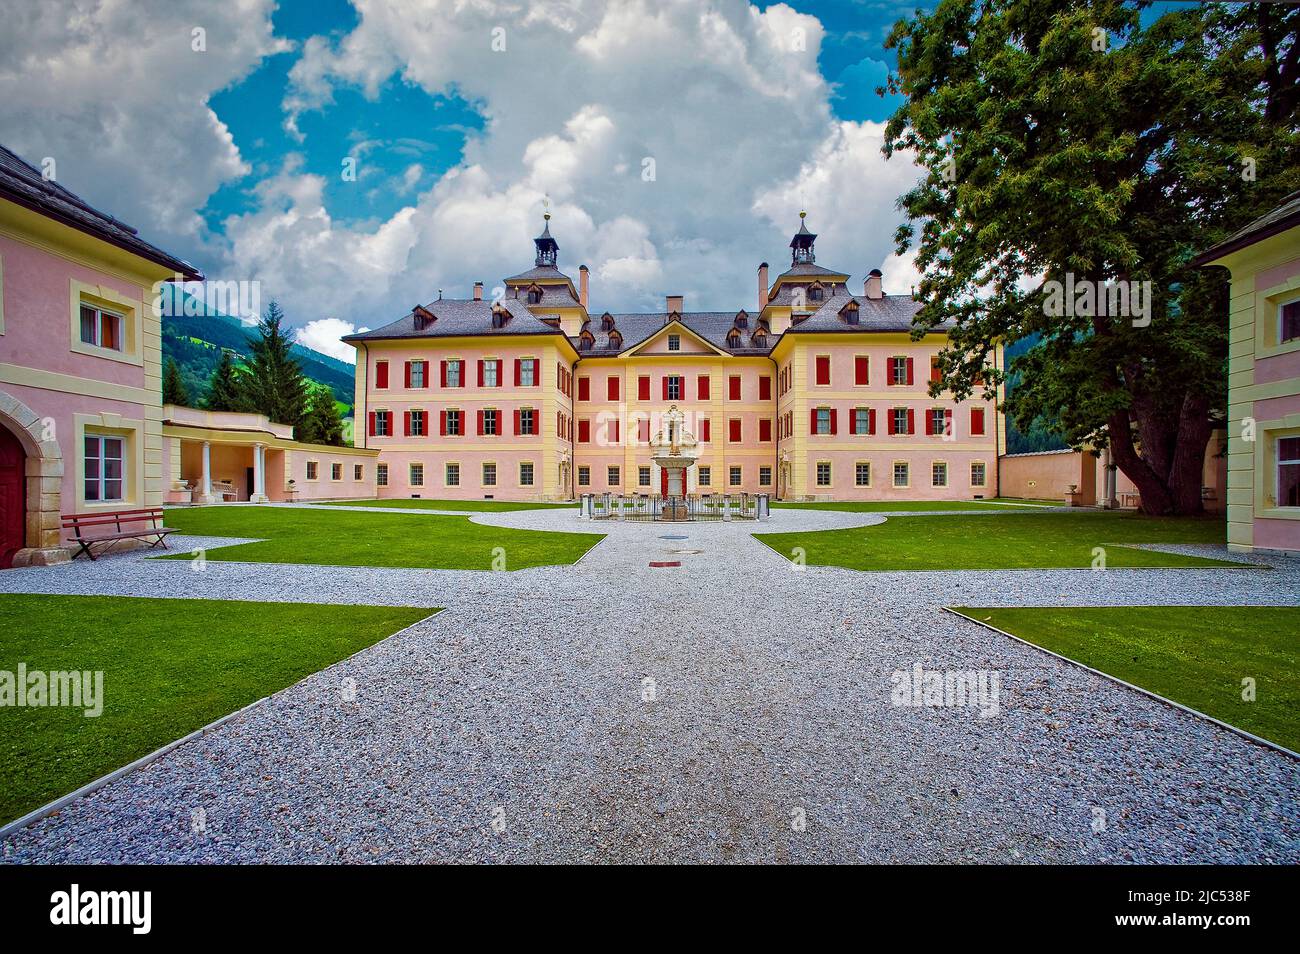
xmin=0 ymin=425 xmax=25 ymax=569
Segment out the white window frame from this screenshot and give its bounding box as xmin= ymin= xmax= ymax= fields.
xmin=83 ymin=433 xmax=125 ymax=502
xmin=446 ymin=463 xmax=460 ymax=487
xmin=519 ymin=461 xmax=535 ymax=486
xmin=1279 ymin=295 xmax=1300 ymax=345
xmin=932 ymin=461 xmax=948 ymax=487
xmin=893 ymin=461 xmax=909 ymax=487
xmin=376 ymin=463 xmax=388 ymax=487
xmin=970 ymin=461 xmax=987 ymax=488
xmin=1277 ymin=436 xmax=1300 ymax=508
xmin=483 ymin=462 xmax=497 ymax=487
xmin=816 ymin=461 xmax=831 ymax=487
xmin=409 ymin=462 xmax=424 ymax=487
xmin=79 ymin=303 xmax=124 ymax=352
xmin=667 ymin=334 xmax=680 ymax=351
xmin=855 ymin=462 xmax=871 ymax=487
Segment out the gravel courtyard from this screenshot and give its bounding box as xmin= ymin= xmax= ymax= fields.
xmin=2 ymin=505 xmax=1297 ymax=864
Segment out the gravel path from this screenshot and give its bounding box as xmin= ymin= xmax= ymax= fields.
xmin=2 ymin=506 xmax=1297 ymax=864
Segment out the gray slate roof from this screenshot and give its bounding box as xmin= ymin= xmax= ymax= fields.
xmin=578 ymin=312 xmax=774 ymax=356
xmin=0 ymin=143 xmax=201 ymax=278
xmin=503 ymin=264 xmax=576 ymax=285
xmin=343 ymin=298 xmax=567 ymax=342
xmin=787 ymin=289 xmax=941 ymax=334
xmin=1193 ymin=189 xmax=1300 ymax=265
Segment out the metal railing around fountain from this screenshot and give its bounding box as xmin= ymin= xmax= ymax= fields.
xmin=580 ymin=493 xmax=769 ymax=521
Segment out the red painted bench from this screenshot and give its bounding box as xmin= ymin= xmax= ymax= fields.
xmin=62 ymin=508 xmax=176 ymax=561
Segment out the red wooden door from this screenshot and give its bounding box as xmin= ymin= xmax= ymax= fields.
xmin=0 ymin=426 xmax=26 ymax=569
xmin=660 ymin=468 xmax=669 ymax=498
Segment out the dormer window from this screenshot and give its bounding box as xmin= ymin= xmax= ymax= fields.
xmin=579 ymin=329 xmax=595 ymax=350
xmin=601 ymin=313 xmax=615 ymax=331
xmin=727 ymin=328 xmax=741 ymax=347
xmin=413 ymin=304 xmax=437 ymax=331
xmin=527 ymin=289 xmax=542 ymax=305
xmin=809 ymin=285 xmax=824 ymax=302
xmin=609 ymin=329 xmax=623 ymax=349
xmin=840 ymin=300 xmax=859 ymax=325
xmin=734 ymin=311 xmax=748 ymax=328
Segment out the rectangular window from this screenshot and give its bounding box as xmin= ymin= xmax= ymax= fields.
xmin=638 ymin=418 xmax=650 ymax=443
xmin=667 ymin=334 xmax=680 ymax=351
xmin=816 ymin=408 xmax=831 ymax=435
xmin=375 ymin=410 xmax=391 ymax=437
xmin=446 ymin=409 xmax=462 ymax=436
xmin=354 ymin=464 xmax=363 ymax=481
xmin=578 ymin=419 xmax=591 ymax=443
xmin=639 ymin=466 xmax=651 ymax=487
xmin=484 ymin=359 xmax=499 ymax=388
xmin=698 ymin=375 xmax=710 ymax=400
xmin=483 ymin=463 xmax=497 ymax=487
xmin=520 ymin=462 xmax=534 ymax=486
xmin=930 ymin=356 xmax=942 ymax=384
xmin=814 ymin=355 xmax=830 ymax=386
xmin=578 ymin=466 xmax=591 ymax=487
xmin=854 ymin=408 xmax=870 ymax=435
xmin=306 ymin=460 xmax=318 ymax=481
xmin=377 ymin=463 xmax=388 ymax=487
xmin=759 ymin=376 xmax=771 ymax=401
xmin=409 ymin=360 xmax=426 ymax=388
xmin=729 ymin=419 xmax=741 ymax=443
xmin=409 ymin=463 xmax=424 ymax=487
xmin=520 ymin=359 xmax=537 ymax=387
xmin=970 ymin=461 xmax=987 ymax=487
xmin=578 ymin=377 xmax=590 ymax=401
xmin=890 ymin=356 xmax=909 ymax=386
xmin=83 ymin=434 xmax=124 ymax=501
xmin=1281 ymin=299 xmax=1300 ymax=344
xmin=520 ymin=408 xmax=535 ymax=435
xmin=854 ymin=356 xmax=869 ymax=386
xmin=729 ymin=376 xmax=741 ymax=401
xmin=445 ymin=360 xmax=462 ymax=387
xmin=79 ymin=304 xmax=123 ymax=351
xmin=375 ymin=360 xmax=389 ymax=389
xmin=932 ymin=461 xmax=948 ymax=487
xmin=483 ymin=409 xmax=498 ymax=435
xmin=970 ymin=407 xmax=986 ymax=437
xmin=892 ymin=408 xmax=909 ymax=435
xmin=331 ymin=462 xmax=342 ymax=481
xmin=698 ymin=466 xmax=711 ymax=487
xmin=930 ymin=408 xmax=948 ymax=437
xmin=1278 ymin=436 xmax=1300 ymax=507
xmin=608 ymin=465 xmax=620 ymax=486
xmin=667 ymin=376 xmax=682 ymax=401
xmin=856 ymin=462 xmax=871 ymax=486
xmin=729 ymin=465 xmax=742 ymax=487
xmin=816 ymin=462 xmax=831 ymax=487
xmin=759 ymin=418 xmax=772 ymax=442
xmin=759 ymin=466 xmax=772 ymax=487
xmin=446 ymin=463 xmax=460 ymax=486
xmin=410 ymin=409 xmax=426 ymax=437
xmin=607 ymin=418 xmax=620 ymax=444
xmin=607 ymin=376 xmax=619 ymax=401
xmin=893 ymin=461 xmax=909 ymax=487
xmin=638 ymin=376 xmax=651 ymax=401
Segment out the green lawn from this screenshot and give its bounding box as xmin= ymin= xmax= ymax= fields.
xmin=314 ymin=497 xmax=577 ymax=512
xmin=951 ymin=605 xmax=1300 ymax=751
xmin=772 ymin=498 xmax=1048 ymax=512
xmin=0 ymin=594 xmax=434 ymax=825
xmin=161 ymin=505 xmax=603 ymax=570
xmin=756 ymin=511 xmax=1239 ymax=570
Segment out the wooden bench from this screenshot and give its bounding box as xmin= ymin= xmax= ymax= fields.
xmin=62 ymin=508 xmax=176 ymax=561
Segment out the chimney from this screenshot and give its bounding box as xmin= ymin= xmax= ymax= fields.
xmin=473 ymin=281 xmax=483 ymax=301
xmin=579 ymin=265 xmax=589 ymax=309
xmin=757 ymin=262 xmax=769 ymax=310
xmin=864 ymin=268 xmax=883 ymax=300
xmin=666 ymin=294 xmax=683 ymax=318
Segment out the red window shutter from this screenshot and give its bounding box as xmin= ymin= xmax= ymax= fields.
xmin=477 ymin=360 xmax=484 ymax=387
xmin=887 ymin=410 xmax=895 ymax=436
xmin=698 ymin=375 xmax=710 ymax=400
xmin=810 ymin=409 xmax=818 ymax=434
xmin=729 ymin=419 xmax=741 ymax=443
xmin=639 ymin=376 xmax=650 ymax=401
xmin=421 ymin=360 xmax=430 ymax=387
xmin=578 ymin=419 xmax=590 ymax=443
xmin=476 ymin=410 xmax=485 ymax=436
xmin=662 ymin=376 xmax=669 ymax=400
xmin=829 ymin=409 xmax=838 ymax=435
xmin=925 ymin=410 xmax=935 ymax=436
xmin=945 ymin=408 xmax=953 ymax=436
xmin=376 ymin=362 xmax=389 ymax=389
xmin=578 ymin=377 xmax=590 ymax=401
xmin=513 ymin=409 xmax=521 ymax=435
xmin=905 ymin=357 xmax=915 ymax=386
xmin=907 ymin=408 xmax=915 ymax=434
xmin=702 ymin=419 xmax=711 ymax=442
xmin=759 ymin=418 xmax=772 ymax=442
xmin=403 ymin=410 xmax=411 ymax=436
xmin=759 ymin=376 xmax=771 ymax=401
xmin=638 ymin=418 xmax=650 ymax=443
xmin=404 ymin=362 xmax=412 ymax=389
xmin=513 ymin=359 xmax=521 ymax=387
xmin=367 ymin=411 xmax=376 ymax=436
xmin=439 ymin=361 xmax=447 ymax=388
xmin=816 ymin=356 xmax=830 ymax=386
xmin=855 ymin=356 xmax=869 ymax=386
xmin=971 ymin=407 xmax=985 ymax=436
xmin=611 ymin=419 xmax=620 ymax=444
xmin=930 ymin=358 xmax=942 ymax=384
xmin=439 ymin=410 xmax=447 ymax=436
xmin=729 ymin=376 xmax=741 ymax=401
xmin=868 ymin=408 xmax=876 ymax=435
xmin=608 ymin=376 xmax=619 ymax=401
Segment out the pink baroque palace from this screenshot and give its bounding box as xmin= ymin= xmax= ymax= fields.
xmin=346 ymin=212 xmax=1005 ymax=502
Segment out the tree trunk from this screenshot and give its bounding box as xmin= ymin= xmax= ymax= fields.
xmin=1106 ymin=404 xmax=1212 ymax=516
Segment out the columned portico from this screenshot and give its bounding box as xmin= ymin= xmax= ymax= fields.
xmin=250 ymin=443 xmax=269 ymax=503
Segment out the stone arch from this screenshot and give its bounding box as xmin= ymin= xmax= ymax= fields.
xmin=0 ymin=387 xmax=68 ymax=565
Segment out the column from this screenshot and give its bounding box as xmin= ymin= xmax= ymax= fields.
xmin=252 ymin=444 xmax=267 ymax=503
xmin=201 ymin=441 xmax=213 ymax=503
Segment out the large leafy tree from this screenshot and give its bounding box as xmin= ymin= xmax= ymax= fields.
xmin=204 ymin=349 xmax=243 ymax=412
xmin=883 ymin=0 xmax=1299 ymax=514
xmin=240 ymin=301 xmax=309 ymax=429
xmin=161 ymin=357 xmax=190 ymax=407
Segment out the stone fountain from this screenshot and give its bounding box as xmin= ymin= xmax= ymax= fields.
xmin=647 ymin=405 xmax=700 ymax=520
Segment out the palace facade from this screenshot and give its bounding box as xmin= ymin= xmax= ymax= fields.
xmin=346 ymin=214 xmax=1004 ymax=501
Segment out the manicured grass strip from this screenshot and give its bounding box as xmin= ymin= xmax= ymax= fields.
xmin=160 ymin=505 xmax=603 ymax=570
xmin=951 ymin=605 xmax=1300 ymax=753
xmin=0 ymin=594 xmax=435 ymax=825
xmin=755 ymin=512 xmax=1238 ymax=570
xmin=771 ymin=499 xmax=1045 ymax=512
xmin=313 ymin=498 xmax=577 ymax=512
